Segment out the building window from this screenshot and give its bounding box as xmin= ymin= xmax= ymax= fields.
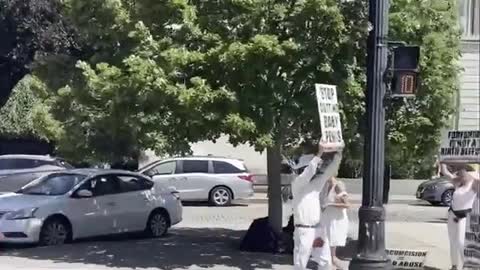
xmin=459 ymin=0 xmax=480 ymax=39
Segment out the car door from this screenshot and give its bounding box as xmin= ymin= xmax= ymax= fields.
xmin=146 ymin=161 xmax=188 ymax=198
xmin=68 ymin=175 xmax=122 ymax=238
xmin=114 ymin=174 xmax=155 ymax=232
xmin=175 ymin=159 xmax=211 ymax=200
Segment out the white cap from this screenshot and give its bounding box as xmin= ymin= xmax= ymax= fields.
xmin=292 ymin=154 xmax=315 ymax=170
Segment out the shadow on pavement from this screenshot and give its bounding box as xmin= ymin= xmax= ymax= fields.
xmin=182 ymin=202 xmax=248 ymax=207
xmin=0 ymin=228 xmax=290 ymax=270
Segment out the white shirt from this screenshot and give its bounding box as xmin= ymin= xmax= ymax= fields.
xmin=291 ymin=153 xmax=342 ymax=226
xmin=452 ymin=180 xmax=477 ymax=211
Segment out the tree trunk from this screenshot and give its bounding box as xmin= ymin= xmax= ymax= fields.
xmin=267 ymin=143 xmax=283 ymax=234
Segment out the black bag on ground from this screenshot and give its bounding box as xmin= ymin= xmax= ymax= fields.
xmin=240 ymin=217 xmax=281 ymax=253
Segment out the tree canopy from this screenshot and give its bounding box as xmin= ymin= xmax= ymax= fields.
xmin=19 ymin=0 xmax=460 ymax=178
xmin=386 ymin=0 xmax=461 ymax=178
xmin=34 ymin=0 xmax=238 ymax=164
xmin=0 ymin=75 xmax=61 ymax=141
xmin=0 ymin=0 xmax=80 ymax=106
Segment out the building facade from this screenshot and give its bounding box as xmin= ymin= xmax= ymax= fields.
xmin=456 ymin=0 xmax=480 ymax=130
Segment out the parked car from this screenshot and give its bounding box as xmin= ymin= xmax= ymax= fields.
xmin=416 ymin=176 xmax=454 ymax=206
xmin=0 ymin=169 xmax=182 ymax=245
xmin=0 ymin=155 xmax=73 ymax=194
xmin=138 ymin=156 xmax=254 ymax=206
xmin=0 ymin=155 xmax=73 ymax=176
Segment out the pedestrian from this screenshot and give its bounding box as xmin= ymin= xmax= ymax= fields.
xmin=291 ymin=142 xmax=343 ymax=270
xmin=314 ymin=177 xmax=350 ymax=270
xmin=441 ymin=163 xmax=480 ymax=270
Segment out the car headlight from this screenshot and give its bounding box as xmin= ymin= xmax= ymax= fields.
xmin=426 ymin=185 xmax=437 ymax=191
xmin=4 ymin=208 xmax=38 ymax=220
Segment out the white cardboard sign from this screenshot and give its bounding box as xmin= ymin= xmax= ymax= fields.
xmin=386 ymin=249 xmax=428 ymax=269
xmin=315 ymin=84 xmax=344 ymax=150
xmin=439 ymin=130 xmax=480 ymax=163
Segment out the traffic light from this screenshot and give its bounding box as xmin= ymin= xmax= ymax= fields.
xmin=394 ymin=71 xmax=417 ymax=95
xmin=391 ymin=46 xmax=420 ymax=97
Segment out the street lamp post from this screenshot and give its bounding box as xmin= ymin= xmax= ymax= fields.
xmin=349 ymin=0 xmax=392 ymax=269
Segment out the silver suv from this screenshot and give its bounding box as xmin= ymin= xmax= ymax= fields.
xmin=139 ymin=156 xmax=254 ymax=206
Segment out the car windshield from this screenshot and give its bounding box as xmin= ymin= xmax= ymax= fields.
xmin=17 ymin=173 xmax=87 ymax=196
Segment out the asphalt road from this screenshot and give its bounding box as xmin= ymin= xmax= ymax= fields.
xmin=254 ymin=178 xmax=424 ymax=196
xmin=0 ymin=199 xmax=447 ymax=270
xmin=225 ymin=197 xmax=447 ymax=224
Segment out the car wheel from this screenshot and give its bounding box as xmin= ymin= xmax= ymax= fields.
xmin=210 ymin=187 xmax=232 ymax=206
xmin=146 ymin=210 xmax=169 ymax=238
xmin=39 ymin=218 xmax=70 ymax=246
xmin=442 ymin=189 xmax=454 ymax=206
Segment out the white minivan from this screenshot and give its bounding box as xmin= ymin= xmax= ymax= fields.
xmin=139 ymin=156 xmax=254 ymax=206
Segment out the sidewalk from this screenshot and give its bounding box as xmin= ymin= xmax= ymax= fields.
xmin=0 ymin=200 xmax=450 ymax=270
xmin=359 ymin=222 xmax=449 ymax=270
xmin=237 ymin=195 xmax=450 ymax=269
xmin=0 ymin=222 xmax=450 ymax=270
xmin=243 ymin=192 xmax=418 ymax=205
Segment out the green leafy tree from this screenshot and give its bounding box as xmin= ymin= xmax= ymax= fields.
xmin=259 ymin=0 xmax=461 ymax=181
xmin=32 ymin=0 xmax=460 ymax=233
xmin=35 ymin=0 xmax=236 ymax=165
xmin=34 ymin=0 xmax=365 ymax=230
xmin=180 ymin=0 xmax=369 ymax=231
xmin=386 ymin=0 xmax=461 ymax=178
xmin=0 ymin=0 xmax=80 ymax=106
xmin=0 ymin=75 xmax=61 ymax=141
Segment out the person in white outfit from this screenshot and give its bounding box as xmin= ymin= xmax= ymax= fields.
xmin=441 ymin=163 xmax=480 ymax=270
xmin=291 ymin=143 xmax=343 ymax=270
xmin=314 ymin=177 xmax=349 ymax=270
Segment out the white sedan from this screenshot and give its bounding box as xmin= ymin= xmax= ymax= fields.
xmin=0 ymin=169 xmax=182 ymax=245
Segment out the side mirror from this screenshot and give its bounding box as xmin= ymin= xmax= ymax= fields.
xmin=143 ymin=170 xmax=156 ymax=177
xmin=76 ymin=189 xmax=93 ymax=198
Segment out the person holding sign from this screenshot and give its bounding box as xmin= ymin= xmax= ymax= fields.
xmin=291 ymin=143 xmax=343 ymax=270
xmin=441 ymin=163 xmax=480 ymax=270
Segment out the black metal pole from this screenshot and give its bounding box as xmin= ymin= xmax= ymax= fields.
xmin=349 ymin=0 xmax=392 ymax=269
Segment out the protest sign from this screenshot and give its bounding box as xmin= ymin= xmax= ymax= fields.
xmin=439 ymin=130 xmax=480 ymax=163
xmin=315 ymin=84 xmax=344 ymax=150
xmin=385 ymin=249 xmax=428 ymax=269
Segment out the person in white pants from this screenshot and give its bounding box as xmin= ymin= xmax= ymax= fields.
xmin=441 ymin=164 xmax=480 ymax=270
xmin=313 ymin=177 xmax=350 ymax=269
xmin=291 ymin=143 xmax=343 ymax=270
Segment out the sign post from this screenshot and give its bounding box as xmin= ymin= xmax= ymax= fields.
xmin=315 ymin=84 xmax=344 ymax=151
xmin=440 ymin=130 xmax=480 ymax=269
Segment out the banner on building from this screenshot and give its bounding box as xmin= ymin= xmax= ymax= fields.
xmin=439 ymin=130 xmax=480 ymax=163
xmin=386 ymin=249 xmax=428 ymax=269
xmin=315 ymin=84 xmax=344 ymax=151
